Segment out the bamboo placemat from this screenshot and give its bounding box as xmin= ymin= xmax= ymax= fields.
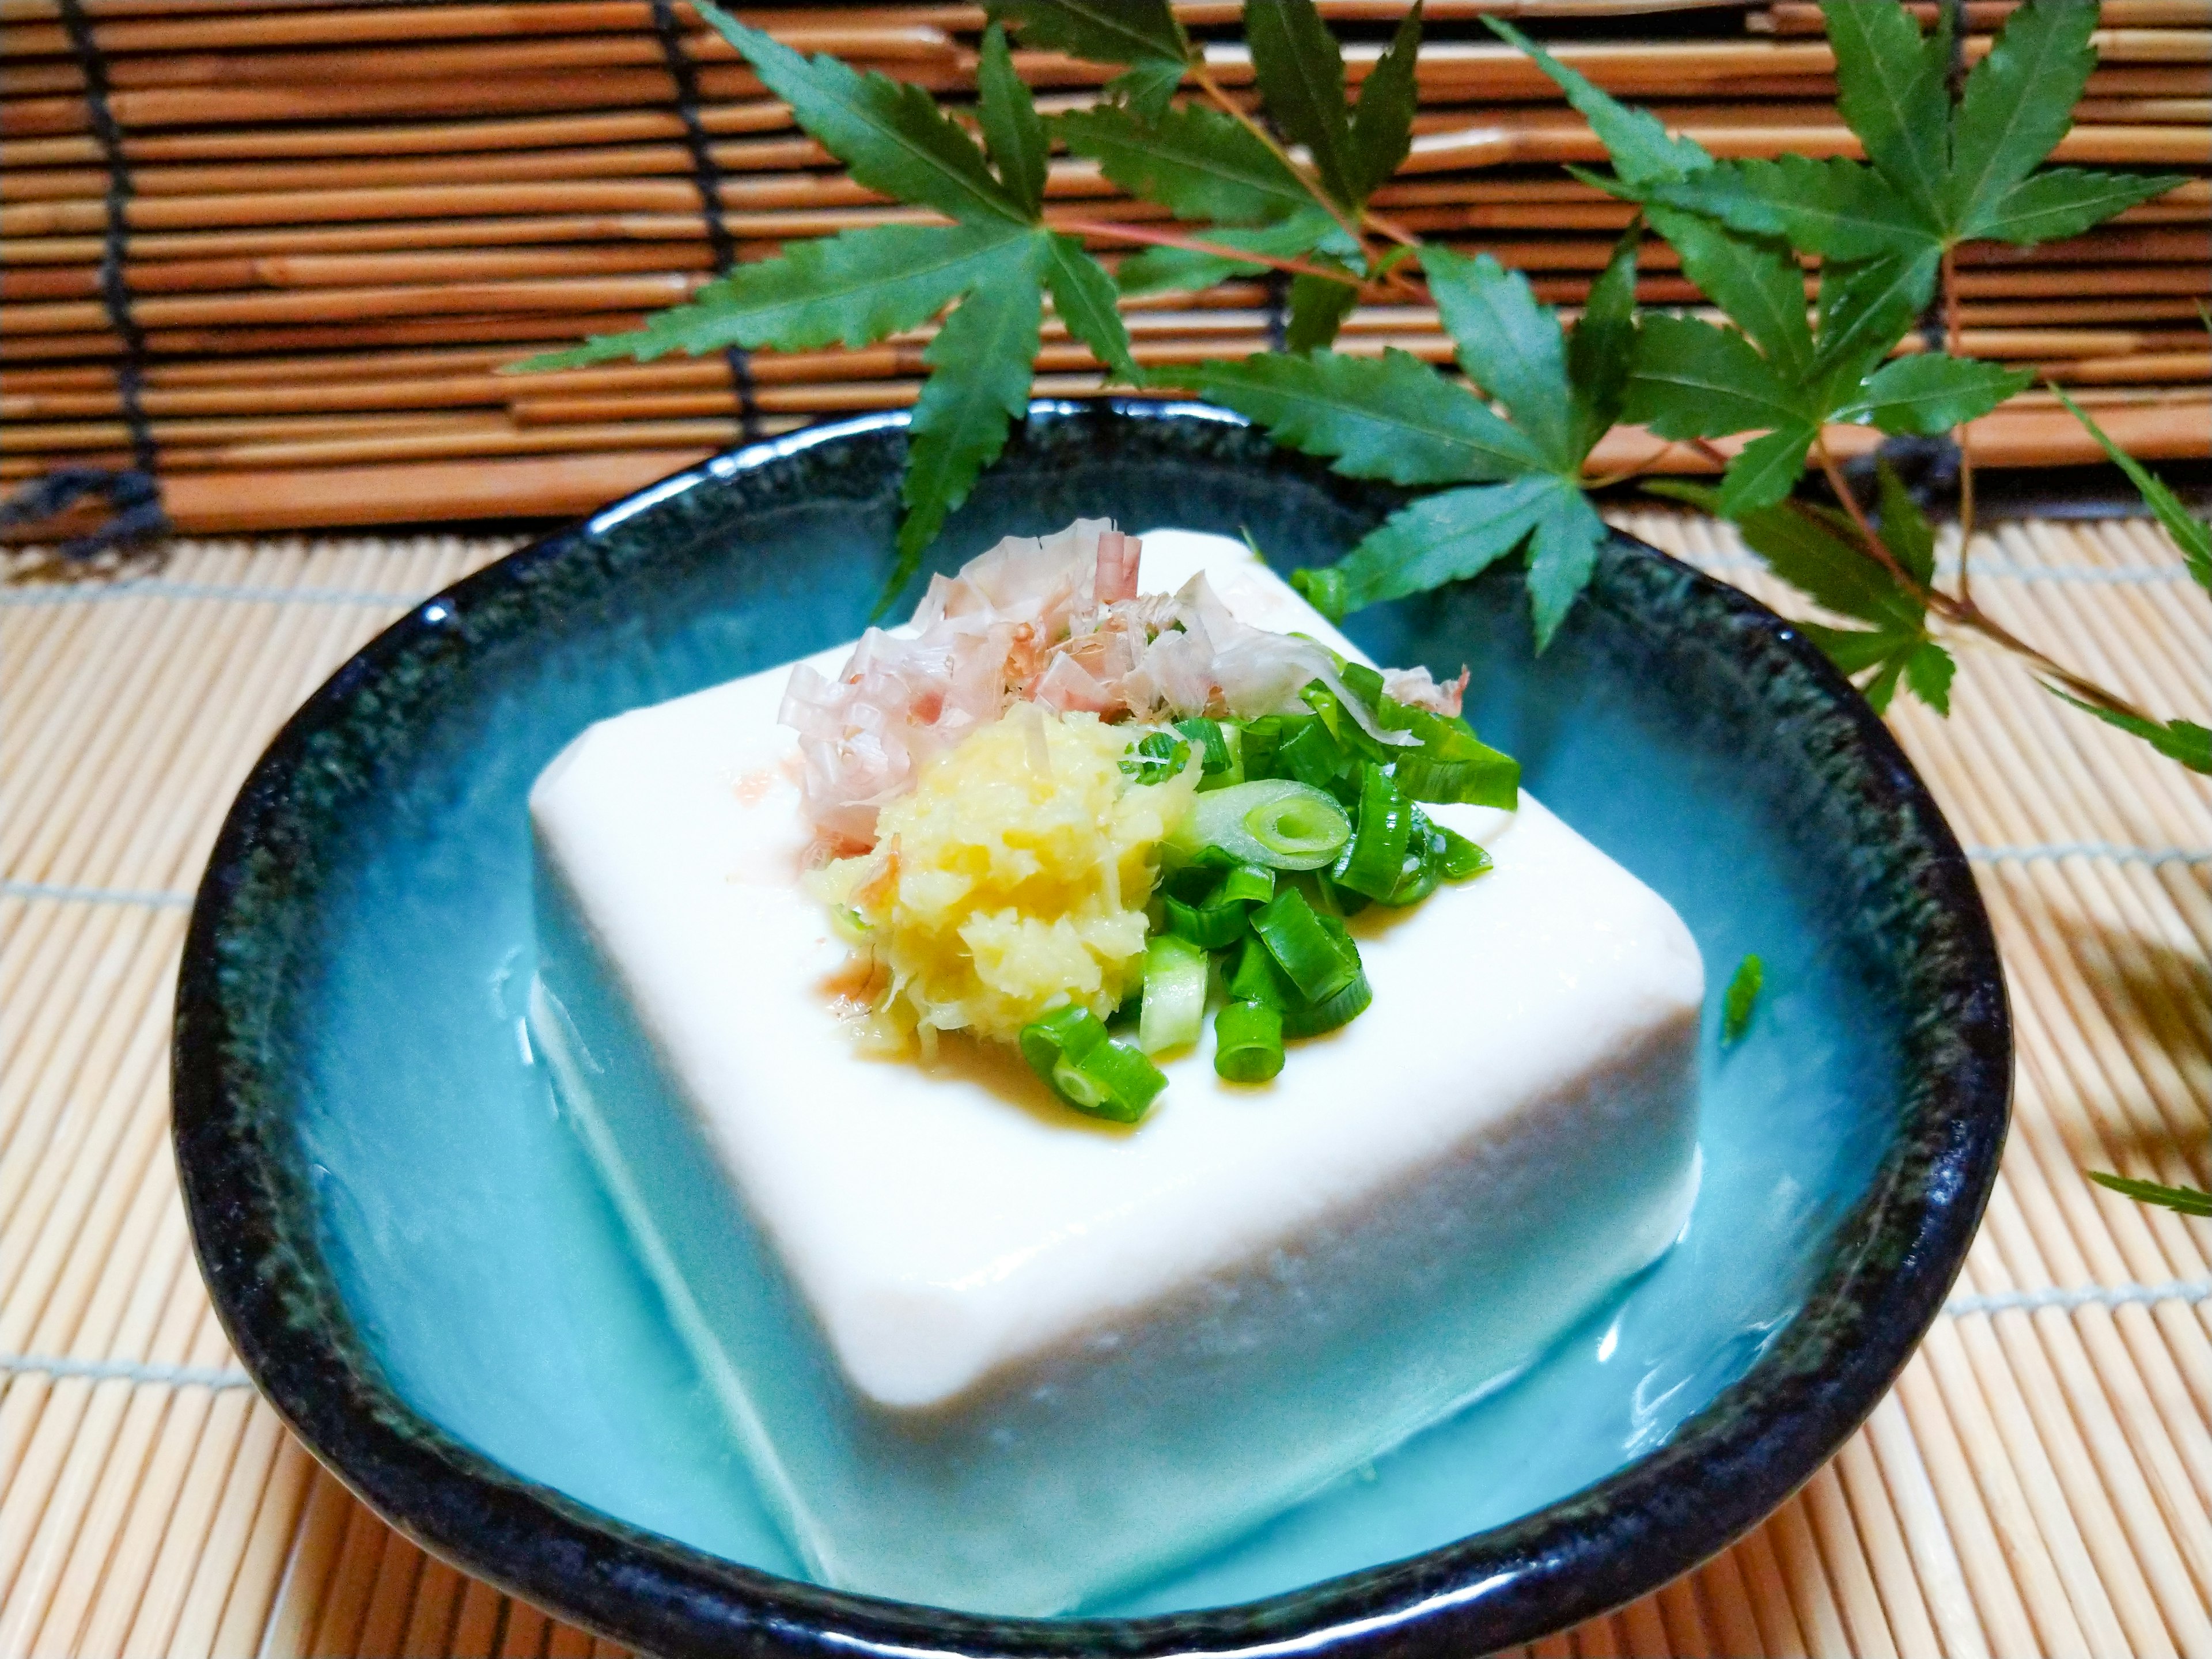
xmin=3 ymin=509 xmax=2210 ymax=1658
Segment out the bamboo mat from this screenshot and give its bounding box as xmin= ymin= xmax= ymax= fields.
xmin=3 ymin=509 xmax=2211 ymax=1658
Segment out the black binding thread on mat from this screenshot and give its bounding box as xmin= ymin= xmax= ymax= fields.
xmin=649 ymin=0 xmax=763 ymax=441
xmin=2 ymin=0 xmax=173 ymax=562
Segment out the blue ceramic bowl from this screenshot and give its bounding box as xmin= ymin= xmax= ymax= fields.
xmin=174 ymin=402 xmax=2008 ymax=1657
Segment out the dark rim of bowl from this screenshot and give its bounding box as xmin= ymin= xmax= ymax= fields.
xmin=173 ymin=400 xmax=2010 ymax=1659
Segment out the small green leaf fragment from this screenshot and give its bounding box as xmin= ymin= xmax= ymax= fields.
xmin=1105 ymin=57 xmax=1188 ymax=121
xmin=1285 ymin=267 xmax=1363 ymax=353
xmin=987 ymin=0 xmax=1189 ymax=119
xmin=1642 ymin=203 xmax=1816 ymax=380
xmin=1112 ymin=207 xmax=1342 ymax=296
xmin=1245 ymin=0 xmax=1357 ymax=208
xmin=1346 ymin=3 xmax=1422 ymax=203
xmin=1421 ymin=245 xmax=1577 ymax=470
xmin=2088 ymin=1171 xmax=2212 ymax=1218
xmin=1524 ymin=482 xmax=1607 ymax=650
xmin=975 ymin=22 xmax=1047 ymax=217
xmin=1972 ymin=167 xmax=2190 ymax=247
xmin=2048 ymin=688 xmax=2212 ymax=775
xmin=1055 ymin=103 xmax=1310 ymax=226
xmin=1874 ymin=458 xmax=1936 ymax=587
xmin=1722 ymin=952 xmax=1763 ymax=1045
xmin=1904 ymin=640 xmax=1956 ymax=715
xmin=1649 ymin=156 xmax=1934 ymax=263
xmin=1819 ymin=0 xmax=1950 ymax=230
xmin=509 ymin=222 xmax=1028 ymax=369
xmin=1040 ymin=233 xmax=1138 ymax=382
xmin=1483 ymin=16 xmax=1709 ymax=190
xmin=694 ymin=2 xmax=1022 ymax=228
xmin=2050 ymin=386 xmax=2212 ymax=585
xmin=1567 ymin=221 xmax=1641 ymax=457
xmin=888 ymin=246 xmax=1046 ymax=609
xmin=1813 ymin=248 xmax=1942 ymax=391
xmin=1847 ymin=354 xmax=2035 ymax=437
xmin=1183 ymin=348 xmax=1551 ymax=486
xmin=1718 ymin=424 xmax=1817 ymax=518
xmin=1302 ymin=475 xmax=1565 ymax=618
xmin=1624 ymin=314 xmax=1803 ymax=440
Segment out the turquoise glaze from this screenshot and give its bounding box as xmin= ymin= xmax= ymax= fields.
xmin=177 ymin=404 xmax=2006 ymax=1654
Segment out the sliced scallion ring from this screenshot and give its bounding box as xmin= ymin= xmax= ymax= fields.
xmin=1018 ymin=1005 xmax=1165 ymax=1123
xmin=1213 ymin=1000 xmax=1285 ymax=1082
xmin=1251 ymin=887 xmax=1359 ymax=1002
xmin=1138 ymin=934 xmax=1209 ymax=1056
xmin=1168 ymin=779 xmax=1350 ymax=872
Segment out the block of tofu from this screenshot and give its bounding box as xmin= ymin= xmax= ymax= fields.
xmin=527 ymin=531 xmax=1704 ymax=1615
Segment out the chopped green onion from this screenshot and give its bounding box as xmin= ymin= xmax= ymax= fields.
xmin=1018 ymin=1005 xmax=1165 ymax=1122
xmin=1243 ymin=783 xmax=1352 ymax=865
xmin=1374 ymin=703 xmax=1516 ymax=808
xmin=1162 ymin=890 xmax=1249 ymax=949
xmin=1138 ymin=934 xmax=1209 ymax=1056
xmin=1332 ymin=763 xmax=1415 ymax=900
xmin=1431 ymin=822 xmax=1491 ymax=881
xmin=1280 ymin=968 xmax=1372 ymax=1037
xmin=1175 ymin=718 xmax=1242 ymax=787
xmin=1169 ymin=779 xmax=1350 ymax=872
xmin=1252 ymin=888 xmax=1359 ymax=1002
xmin=1217 ymin=863 xmax=1276 ymax=906
xmin=1309 ymin=868 xmax=1369 ymax=918
xmin=1238 ymin=717 xmax=1282 ymax=782
xmin=1275 ymin=717 xmax=1343 ymax=789
xmin=1122 ymin=729 xmax=1192 ymax=786
xmin=1299 ymin=680 xmax=1388 ymax=765
xmin=1213 ymin=1001 xmax=1285 ymax=1082
xmin=1227 ymin=934 xmax=1291 ymax=1008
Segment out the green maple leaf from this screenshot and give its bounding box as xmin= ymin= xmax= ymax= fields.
xmin=1051 ymin=0 xmax=1419 ymax=352
xmin=2050 ymin=692 xmax=2212 ymax=774
xmin=2088 ymin=1172 xmax=2212 ymax=1218
xmin=1649 ymin=474 xmax=1955 ymax=715
xmin=1643 ymin=1 xmax=2183 ymax=273
xmin=1185 ymin=237 xmax=1634 ymax=649
xmin=1112 ymin=207 xmax=1351 ymax=296
xmin=1496 ymin=11 xmax=2033 ymax=519
xmin=513 ymin=2 xmax=1137 ymax=611
xmin=1056 ymin=103 xmax=1311 ymax=226
xmin=984 ymin=0 xmax=1191 ymax=119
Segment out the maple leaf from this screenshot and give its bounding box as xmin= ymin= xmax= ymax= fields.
xmin=1185 ymin=228 xmax=1640 ymax=649
xmin=512 ymin=5 xmax=1135 ymax=610
xmin=1650 ymin=470 xmax=1955 ymax=715
xmin=1641 ymin=2 xmax=2184 ymax=277
xmin=1016 ymin=0 xmax=1420 ymax=351
xmin=984 ymin=0 xmax=1192 ymax=119
xmin=1491 ymin=13 xmax=2033 ymax=518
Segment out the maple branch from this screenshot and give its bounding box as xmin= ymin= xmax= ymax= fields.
xmin=1048 ymin=215 xmax=1370 ymax=289
xmin=1583 ymin=435 xmax=1684 ymax=490
xmin=1950 ymin=608 xmax=2156 ymax=724
xmin=1812 ymin=436 xmax=1930 ymax=601
xmin=1185 ymin=62 xmax=1373 ymax=262
xmin=1813 ymin=439 xmax=2152 ymax=724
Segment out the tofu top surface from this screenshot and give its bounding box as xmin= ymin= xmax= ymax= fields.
xmin=529 ymin=531 xmax=1705 ymax=1410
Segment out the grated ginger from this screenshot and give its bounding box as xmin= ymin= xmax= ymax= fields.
xmin=810 ymin=704 xmax=1196 ymax=1054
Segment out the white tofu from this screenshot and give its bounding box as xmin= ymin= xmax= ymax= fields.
xmin=527 ymin=531 xmax=1704 ymax=1614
